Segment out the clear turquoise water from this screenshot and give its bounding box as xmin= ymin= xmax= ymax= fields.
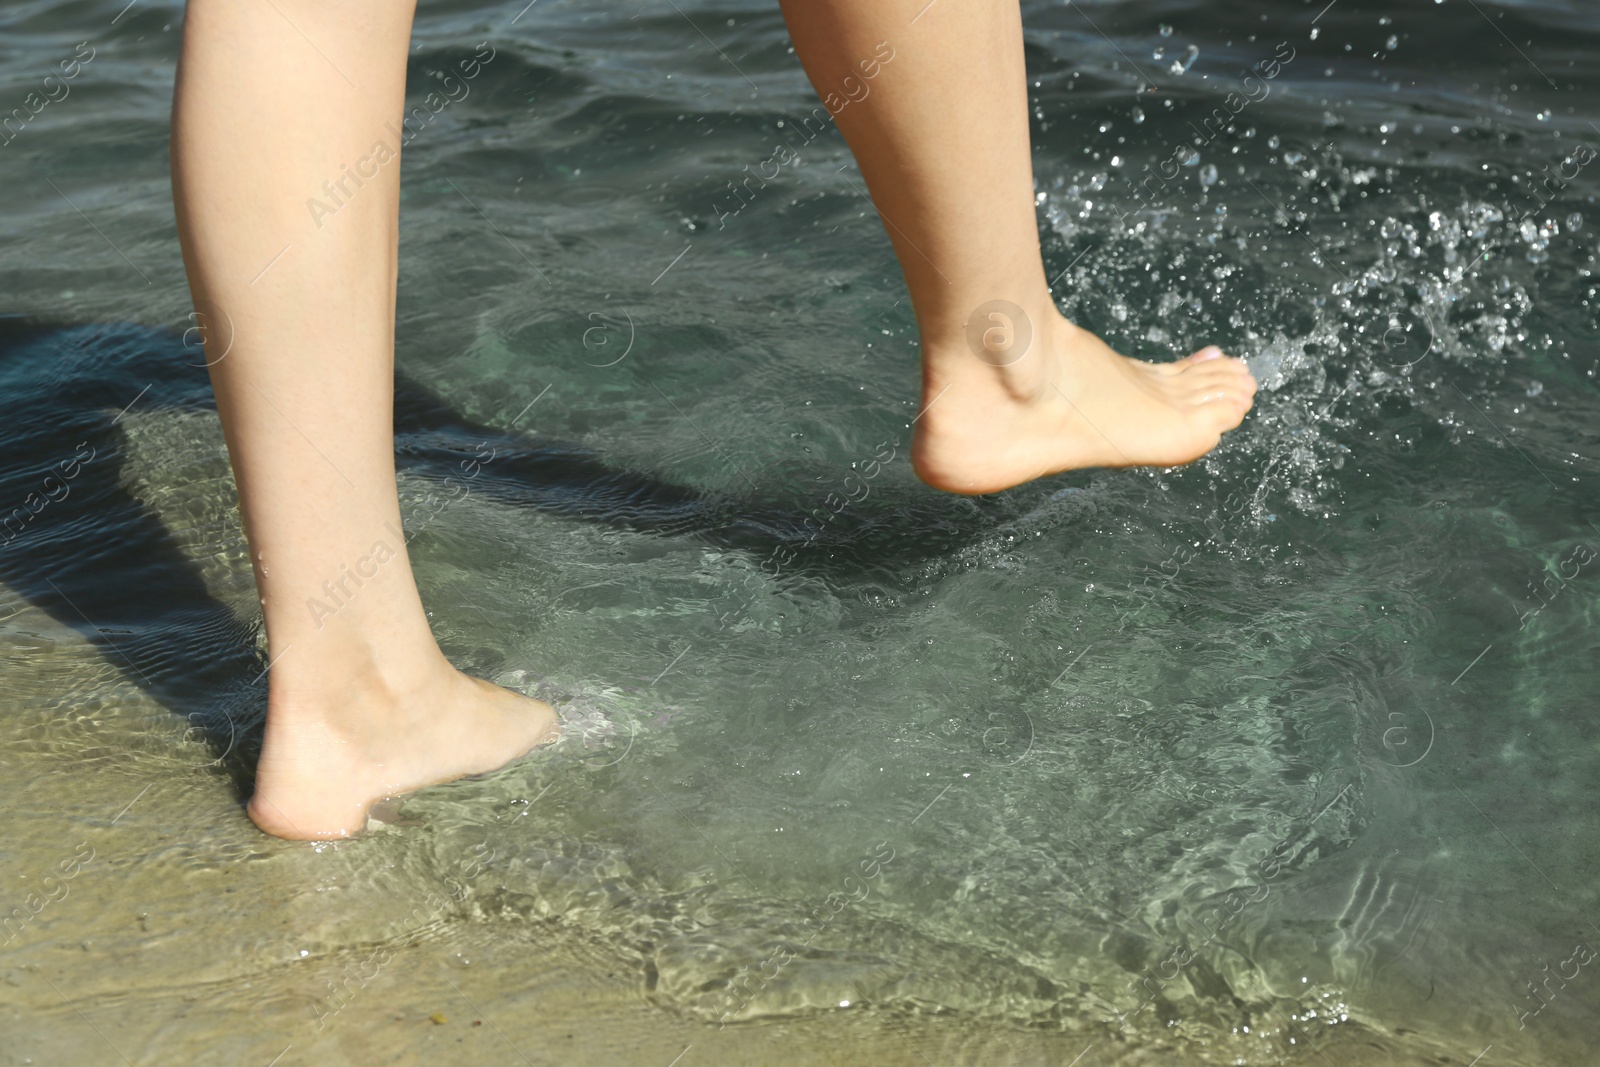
xmin=1 ymin=0 xmax=1598 ymax=1064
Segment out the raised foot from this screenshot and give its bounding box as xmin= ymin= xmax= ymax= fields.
xmin=912 ymin=317 xmax=1257 ymax=495
xmin=248 ymin=662 xmax=558 ymax=840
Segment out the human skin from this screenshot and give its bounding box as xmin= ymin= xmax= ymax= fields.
xmin=171 ymin=0 xmax=1253 ymax=839
xmin=172 ymin=0 xmax=556 ymax=839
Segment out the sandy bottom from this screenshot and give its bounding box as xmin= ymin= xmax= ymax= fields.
xmin=0 ymin=669 xmax=1512 ymax=1067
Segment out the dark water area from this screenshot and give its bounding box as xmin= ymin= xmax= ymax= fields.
xmin=1 ymin=0 xmax=1598 ymax=1064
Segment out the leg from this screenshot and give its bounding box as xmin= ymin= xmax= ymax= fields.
xmin=779 ymin=0 xmax=1257 ymax=494
xmin=172 ymin=0 xmax=555 ymax=839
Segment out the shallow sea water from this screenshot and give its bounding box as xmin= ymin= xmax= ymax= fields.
xmin=2 ymin=0 xmax=1599 ymax=1064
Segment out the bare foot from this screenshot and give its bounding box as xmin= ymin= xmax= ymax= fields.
xmin=912 ymin=311 xmax=1257 ymax=495
xmin=248 ymin=658 xmax=558 ymax=840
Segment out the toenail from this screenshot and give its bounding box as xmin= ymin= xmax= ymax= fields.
xmin=1194 ymin=346 xmax=1223 ymax=361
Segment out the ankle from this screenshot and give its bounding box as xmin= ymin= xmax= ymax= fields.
xmin=267 ymin=640 xmax=455 ymax=721
xmin=920 ymin=305 xmax=1076 ymax=407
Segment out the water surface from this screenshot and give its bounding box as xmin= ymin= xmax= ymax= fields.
xmin=1 ymin=0 xmax=1598 ymax=1063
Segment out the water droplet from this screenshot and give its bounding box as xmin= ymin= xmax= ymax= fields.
xmin=1199 ymin=163 xmax=1218 ymax=187
xmin=1385 ymin=35 xmax=1399 ymax=50
xmin=1519 ymin=219 xmax=1538 ymax=242
xmin=1310 ymin=27 xmax=1320 ymax=40
xmin=1380 ymin=217 xmax=1401 ymax=238
xmin=1268 ymin=134 xmax=1281 ymax=149
xmin=1131 ymin=106 xmax=1145 ymax=125
xmin=1152 ymin=46 xmax=1165 ymax=61
xmin=1526 ymin=380 xmax=1544 ymax=397
xmin=1567 ymin=212 xmax=1583 ymax=232
xmin=1536 ymin=110 xmax=1551 ymax=122
xmin=1170 ymin=44 xmax=1199 ymax=75
xmin=1110 ymin=155 xmax=1123 ymax=167
xmin=1159 ymin=23 xmax=1173 ymax=37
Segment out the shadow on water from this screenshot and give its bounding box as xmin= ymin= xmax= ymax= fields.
xmin=0 ymin=318 xmax=267 ymax=799
xmin=0 ymin=317 xmax=1012 ymax=802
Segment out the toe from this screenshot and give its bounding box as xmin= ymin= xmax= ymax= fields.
xmin=1198 ymin=389 xmax=1251 ymax=430
xmin=1185 ymin=362 xmax=1249 ymax=390
xmin=1186 ymin=369 xmax=1255 ymax=419
xmin=1159 ymin=346 xmax=1224 ymax=374
xmin=1214 ymin=356 xmax=1255 ymax=385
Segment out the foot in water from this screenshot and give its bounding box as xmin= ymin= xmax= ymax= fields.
xmin=243 ymin=306 xmax=1248 ymax=839
xmin=248 ymin=656 xmax=558 ymax=840
xmin=912 ymin=308 xmax=1257 ymax=495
